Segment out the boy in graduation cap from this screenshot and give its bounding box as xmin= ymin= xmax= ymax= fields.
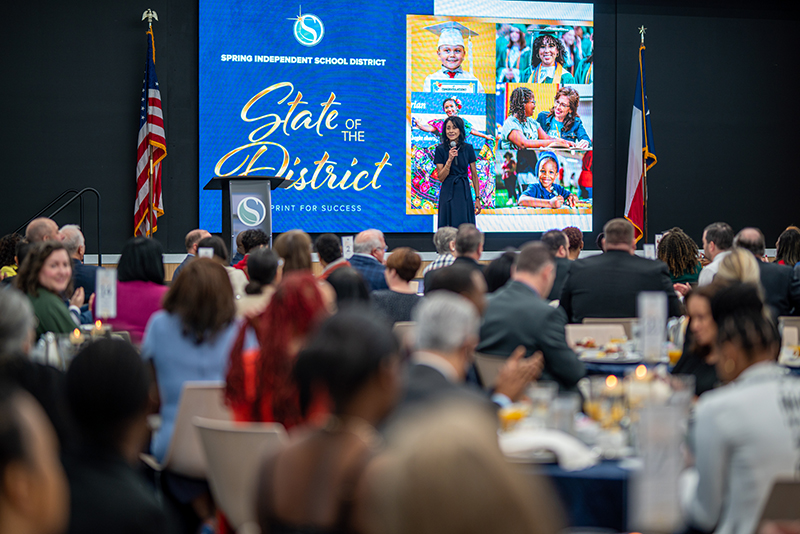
xmin=526 ymin=26 xmax=576 ymax=84
xmin=423 ymin=21 xmax=485 ymax=93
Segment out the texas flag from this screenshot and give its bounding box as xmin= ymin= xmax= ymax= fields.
xmin=625 ymin=42 xmax=656 ymax=243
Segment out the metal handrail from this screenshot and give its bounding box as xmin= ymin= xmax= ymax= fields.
xmin=14 ymin=188 xmax=102 ymax=267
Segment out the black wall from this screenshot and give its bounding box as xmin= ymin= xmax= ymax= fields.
xmin=2 ymin=0 xmax=797 ymax=254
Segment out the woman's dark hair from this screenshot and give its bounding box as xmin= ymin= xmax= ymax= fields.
xmin=197 ymin=235 xmax=229 ymax=264
xmin=711 ymin=282 xmax=779 ymax=362
xmin=162 ymin=258 xmax=235 ymax=343
xmin=509 ymin=87 xmax=534 ymax=122
xmin=506 ymin=26 xmax=527 ymax=50
xmin=440 ymin=116 xmax=467 ymax=147
xmin=0 ymin=382 xmax=27 ymax=478
xmin=484 ymin=249 xmax=517 ymax=293
xmin=547 ymin=86 xmax=580 ymax=134
xmin=66 ymin=338 xmax=151 ymax=451
xmin=314 ymin=234 xmax=342 ymax=265
xmin=595 ymin=232 xmax=605 ymax=251
xmin=117 ymin=237 xmax=165 ymax=284
xmin=386 ymin=247 xmax=421 ymax=283
xmin=441 ymin=97 xmax=460 ymax=112
xmin=775 ymin=228 xmax=800 ymax=267
xmin=532 ymin=34 xmax=566 ymax=67
xmin=0 ymin=234 xmax=23 ymax=268
xmin=327 ymin=267 xmax=370 ymax=306
xmin=15 ymin=240 xmax=32 ymax=271
xmin=15 ymin=241 xmax=72 ymax=297
xmin=245 ymin=248 xmax=280 ymax=295
xmin=274 ymin=230 xmax=312 ymax=274
xmin=657 ymin=227 xmax=700 ymax=278
xmin=294 ymin=307 xmax=398 ymax=415
xmin=241 ymin=229 xmax=270 ymax=254
xmin=683 ymin=284 xmax=720 ymax=357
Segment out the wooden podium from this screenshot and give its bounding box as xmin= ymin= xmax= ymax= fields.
xmin=203 ymin=175 xmax=293 ymax=251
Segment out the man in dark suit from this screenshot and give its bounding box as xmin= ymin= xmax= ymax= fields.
xmin=540 ymin=229 xmax=571 ymax=301
xmin=560 ymin=218 xmax=683 ymax=323
xmin=401 ymin=292 xmax=542 ymax=411
xmin=734 ymin=228 xmax=800 ymax=316
xmin=172 ymin=228 xmax=211 ymax=280
xmin=348 ymin=228 xmax=389 ymax=291
xmin=60 ymin=225 xmax=98 ymax=298
xmin=477 ymin=242 xmax=585 ymax=391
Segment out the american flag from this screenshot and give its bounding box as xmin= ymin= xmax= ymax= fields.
xmin=134 ymin=27 xmax=166 ymax=237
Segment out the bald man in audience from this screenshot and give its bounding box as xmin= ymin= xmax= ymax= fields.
xmin=734 ymin=227 xmax=800 ymax=316
xmin=348 ymin=229 xmax=389 ymax=291
xmin=24 ymin=218 xmax=60 ymax=243
xmin=560 ymin=218 xmax=683 ymax=323
xmin=171 ymin=228 xmax=211 ymax=280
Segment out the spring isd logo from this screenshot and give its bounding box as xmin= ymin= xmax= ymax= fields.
xmin=237 ymin=197 xmax=267 ymax=227
xmin=289 ymin=8 xmax=324 ymax=47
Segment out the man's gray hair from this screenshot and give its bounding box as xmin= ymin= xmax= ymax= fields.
xmin=413 ymin=292 xmax=479 ymax=353
xmin=354 ymin=229 xmax=384 ymax=254
xmin=433 ymin=227 xmax=457 ymax=255
xmin=60 ymin=224 xmax=84 ymax=256
xmin=0 ymin=287 xmax=36 ymax=359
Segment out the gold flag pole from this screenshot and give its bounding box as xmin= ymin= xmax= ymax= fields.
xmin=639 ymin=25 xmax=648 ymax=243
xmin=142 ymin=9 xmax=158 ymax=237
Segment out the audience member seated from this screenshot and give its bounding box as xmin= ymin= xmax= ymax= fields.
xmin=681 ymin=283 xmax=800 ymax=534
xmin=671 ymin=285 xmax=720 ymax=397
xmin=64 ymin=339 xmax=176 ymax=534
xmin=274 ymin=229 xmax=313 ymax=273
xmin=315 ymin=233 xmax=350 ymax=280
xmin=775 ymin=227 xmax=800 ymax=267
xmin=236 ymin=247 xmax=281 ymax=318
xmin=232 ymin=229 xmax=270 ymax=276
xmin=483 ymin=249 xmax=516 ymax=293
xmin=230 ymin=231 xmax=245 ymax=266
xmin=256 ymin=308 xmax=401 ymax=534
xmin=595 ymin=232 xmax=605 ymax=252
xmin=734 ymin=227 xmax=800 ymax=316
xmin=540 ymin=230 xmax=571 ymax=301
xmin=657 ymin=227 xmax=702 ymax=288
xmin=25 ymin=217 xmax=60 ymax=243
xmin=477 ymin=242 xmax=585 ymax=392
xmin=349 ymin=229 xmax=389 ymax=291
xmin=16 ymin=242 xmax=83 ymax=336
xmin=226 ymin=272 xmax=329 ymax=427
xmin=560 ymin=218 xmax=682 ymax=323
xmin=0 ymin=233 xmax=24 ymax=280
xmin=172 ymin=228 xmax=211 ymax=280
xmin=425 ymin=223 xmax=485 ymax=291
xmin=141 ymin=258 xmax=239 ymax=526
xmin=715 ymin=247 xmax=761 ymax=287
xmin=59 ymin=225 xmax=98 ymax=298
xmin=697 ymin=222 xmax=734 ymax=286
xmin=327 ymin=267 xmax=371 ymax=308
xmin=401 ymin=292 xmax=542 ymax=411
xmin=372 ymin=247 xmax=422 ymax=324
xmin=197 ymin=235 xmax=248 ymax=299
xmin=563 ymin=226 xmax=584 ymax=260
xmin=103 ymin=237 xmax=169 ymax=345
xmin=0 ymin=382 xmax=69 ymax=534
xmin=421 ymin=226 xmax=457 ymax=277
xmin=364 ymin=403 xmax=564 ymax=534
xmin=425 ymin=264 xmax=488 ymax=316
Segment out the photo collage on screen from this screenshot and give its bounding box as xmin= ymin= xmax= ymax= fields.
xmin=406 ymin=12 xmax=593 ymax=232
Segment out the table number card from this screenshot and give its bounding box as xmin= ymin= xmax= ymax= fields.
xmin=654 ymin=233 xmax=664 ymax=251
xmin=197 ymin=247 xmax=214 ymax=258
xmin=638 ymin=292 xmax=666 ymax=363
xmin=95 ymin=268 xmax=117 ymax=319
xmin=342 ymin=236 xmax=354 ymax=259
xmin=643 ymin=244 xmax=656 ymax=260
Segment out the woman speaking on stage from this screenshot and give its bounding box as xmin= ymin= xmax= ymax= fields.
xmin=433 ymin=116 xmax=481 ymax=228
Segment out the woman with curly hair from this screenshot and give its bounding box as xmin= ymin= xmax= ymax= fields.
xmin=526 ymin=32 xmax=575 ymax=84
xmin=0 ymin=233 xmax=23 ymax=279
xmin=225 ymin=271 xmax=329 ymax=427
xmin=657 ymin=227 xmax=702 ymax=284
xmin=536 ymin=87 xmax=591 ymax=149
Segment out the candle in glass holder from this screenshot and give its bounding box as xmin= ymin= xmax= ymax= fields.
xmin=92 ymin=320 xmax=103 ymax=337
xmin=69 ymin=328 xmax=83 ymax=346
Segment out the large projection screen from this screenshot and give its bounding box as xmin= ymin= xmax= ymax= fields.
xmin=199 ymin=0 xmax=594 ymax=234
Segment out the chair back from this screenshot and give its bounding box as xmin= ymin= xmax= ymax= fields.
xmin=582 ymin=317 xmax=638 ymax=339
xmin=566 ymin=324 xmax=627 ymax=349
xmin=757 ymin=478 xmax=800 ymax=523
xmin=393 ymin=321 xmax=416 ymax=350
xmin=474 ymin=352 xmax=506 ymax=387
xmin=162 ymin=381 xmax=232 ymax=479
xmin=779 ymin=316 xmax=800 ymax=335
xmin=194 ymin=417 xmax=287 ymax=530
xmin=782 ymin=326 xmax=799 ymax=349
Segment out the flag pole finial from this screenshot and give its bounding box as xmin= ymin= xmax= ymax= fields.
xmin=141 ymin=9 xmax=158 ymax=28
xmin=638 ymin=25 xmax=646 ymax=44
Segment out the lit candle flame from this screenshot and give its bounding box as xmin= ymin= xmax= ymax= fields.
xmin=95 ymin=320 xmax=102 ymax=329
xmin=606 ymin=375 xmax=618 ymax=388
xmin=73 ymin=328 xmax=80 ymax=337
xmin=635 ymin=365 xmax=647 ymax=379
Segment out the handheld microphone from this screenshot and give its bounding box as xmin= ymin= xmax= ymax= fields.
xmin=450 ymin=140 xmax=457 ymax=149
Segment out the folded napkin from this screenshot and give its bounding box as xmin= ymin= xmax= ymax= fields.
xmin=499 ymin=428 xmax=599 ymax=471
